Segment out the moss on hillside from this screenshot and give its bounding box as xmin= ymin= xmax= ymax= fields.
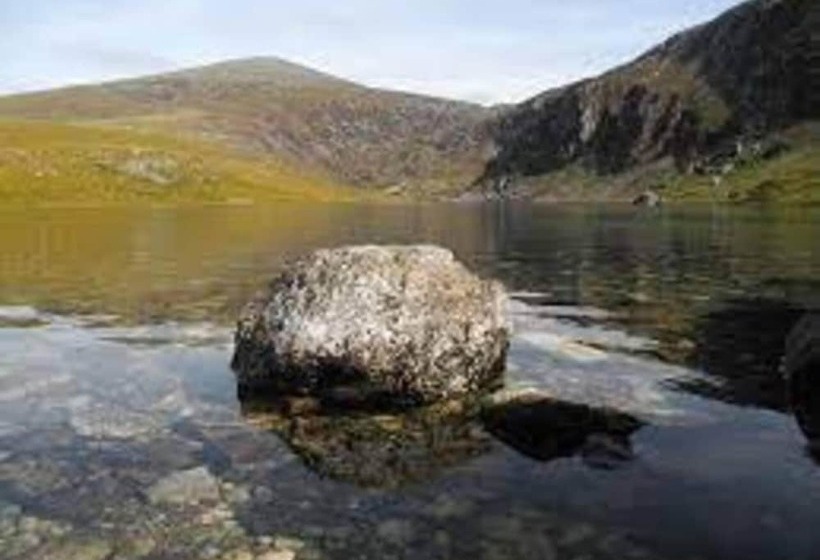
xmin=0 ymin=120 xmax=360 ymax=204
xmin=517 ymin=124 xmax=820 ymax=204
xmin=666 ymin=144 xmax=820 ymax=204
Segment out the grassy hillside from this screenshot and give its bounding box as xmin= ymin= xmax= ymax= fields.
xmin=0 ymin=120 xmax=360 ymax=204
xmin=667 ymin=129 xmax=820 ymax=204
xmin=0 ymin=58 xmax=491 ymax=194
xmin=0 ymin=9 xmax=815 ymax=205
xmin=510 ymin=124 xmax=820 ymax=205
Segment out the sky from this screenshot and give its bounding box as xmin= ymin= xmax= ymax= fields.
xmin=0 ymin=0 xmax=742 ymax=105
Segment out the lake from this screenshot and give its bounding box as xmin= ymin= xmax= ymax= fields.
xmin=0 ymin=202 xmax=818 ymax=560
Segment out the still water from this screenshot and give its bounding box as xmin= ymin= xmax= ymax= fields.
xmin=0 ymin=202 xmax=818 ymax=560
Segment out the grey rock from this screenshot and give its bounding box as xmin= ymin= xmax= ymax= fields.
xmin=147 ymin=466 xmax=221 ymax=505
xmin=631 ymin=190 xmax=661 ymax=208
xmin=0 ymin=499 xmax=22 ymax=520
xmin=273 ymin=536 xmax=306 ymax=551
xmin=425 ymin=495 xmax=475 ymax=519
xmin=69 ymin=400 xmax=161 ymax=439
xmin=232 ymin=245 xmax=509 ymax=405
xmin=376 ymin=519 xmax=415 ymax=544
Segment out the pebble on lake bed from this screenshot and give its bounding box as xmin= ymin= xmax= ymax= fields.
xmin=147 ymin=466 xmax=221 ymax=505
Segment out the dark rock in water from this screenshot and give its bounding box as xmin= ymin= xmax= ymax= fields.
xmin=240 ymin=397 xmax=490 ymax=488
xmin=632 ymin=190 xmax=661 ymax=207
xmin=232 ymin=245 xmax=509 ymax=406
xmin=481 ymin=390 xmax=642 ymax=469
xmin=785 ymin=313 xmax=820 ymax=446
xmin=679 ymin=297 xmax=805 ymax=411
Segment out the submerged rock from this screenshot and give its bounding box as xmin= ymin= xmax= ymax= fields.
xmin=481 ymin=389 xmax=642 ymax=468
xmin=232 ymin=245 xmax=509 ymax=406
xmin=147 ymin=466 xmax=221 ymax=505
xmin=241 ymin=397 xmax=490 ymax=488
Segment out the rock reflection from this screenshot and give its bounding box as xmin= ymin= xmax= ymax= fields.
xmin=481 ymin=392 xmax=643 ymax=469
xmin=679 ymin=297 xmax=807 ymax=410
xmin=239 ymin=397 xmax=492 ymax=488
xmin=784 ymin=313 xmax=820 ymax=461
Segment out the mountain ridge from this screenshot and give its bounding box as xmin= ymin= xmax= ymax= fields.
xmin=477 ymin=0 xmax=819 ymax=200
xmin=0 ymin=56 xmax=493 ymax=194
xmin=0 ymin=0 xmax=817 ymax=202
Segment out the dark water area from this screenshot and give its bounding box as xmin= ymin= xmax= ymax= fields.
xmin=0 ymin=202 xmax=818 ymax=560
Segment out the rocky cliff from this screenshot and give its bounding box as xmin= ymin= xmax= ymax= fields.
xmin=479 ymin=0 xmax=818 ymax=194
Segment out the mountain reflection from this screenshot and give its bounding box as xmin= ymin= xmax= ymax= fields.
xmin=676 ymin=297 xmax=807 ymax=410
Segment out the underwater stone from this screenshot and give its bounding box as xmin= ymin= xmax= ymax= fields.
xmin=232 ymin=245 xmax=509 ymax=406
xmin=147 ymin=466 xmax=221 ymax=505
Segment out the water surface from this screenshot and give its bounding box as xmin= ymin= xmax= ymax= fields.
xmin=0 ymin=202 xmax=818 ymax=560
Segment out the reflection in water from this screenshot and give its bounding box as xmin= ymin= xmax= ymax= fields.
xmin=785 ymin=313 xmax=820 ymax=461
xmin=239 ymin=397 xmax=491 ymax=488
xmin=240 ymin=387 xmax=645 ymax=487
xmin=677 ymin=297 xmax=808 ymax=410
xmin=0 ymin=203 xmax=819 ymax=559
xmin=0 ymin=203 xmax=498 ymax=323
xmin=481 ymin=394 xmax=642 ymax=469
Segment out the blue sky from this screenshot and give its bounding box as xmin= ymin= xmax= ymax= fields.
xmin=0 ymin=0 xmax=741 ymax=104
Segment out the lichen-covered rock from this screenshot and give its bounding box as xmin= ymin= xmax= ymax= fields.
xmin=231 ymin=245 xmax=509 ymax=405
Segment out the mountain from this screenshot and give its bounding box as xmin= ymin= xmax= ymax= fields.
xmin=0 ymin=57 xmax=492 ymax=195
xmin=478 ymin=0 xmax=819 ymax=201
xmin=0 ymin=0 xmax=817 ymax=203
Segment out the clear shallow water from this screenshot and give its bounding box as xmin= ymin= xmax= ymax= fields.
xmin=0 ymin=202 xmax=818 ymax=560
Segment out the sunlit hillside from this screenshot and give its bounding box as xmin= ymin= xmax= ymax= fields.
xmin=0 ymin=120 xmax=360 ymax=204
xmin=0 ymin=58 xmax=492 ymax=194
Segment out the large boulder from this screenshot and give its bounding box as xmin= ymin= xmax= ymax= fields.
xmin=231 ymin=245 xmax=509 ymax=405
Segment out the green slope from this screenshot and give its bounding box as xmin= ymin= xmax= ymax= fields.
xmin=0 ymin=120 xmax=360 ymax=204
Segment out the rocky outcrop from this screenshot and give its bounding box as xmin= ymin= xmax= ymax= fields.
xmin=479 ymin=0 xmax=818 ymax=191
xmin=231 ymin=245 xmax=509 ymax=406
xmin=632 ymin=190 xmax=662 ymax=207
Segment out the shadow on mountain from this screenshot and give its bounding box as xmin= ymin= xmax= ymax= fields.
xmin=481 ymin=396 xmax=643 ymax=470
xmin=239 ymin=396 xmax=491 ymax=489
xmin=675 ymin=297 xmax=807 ymax=410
